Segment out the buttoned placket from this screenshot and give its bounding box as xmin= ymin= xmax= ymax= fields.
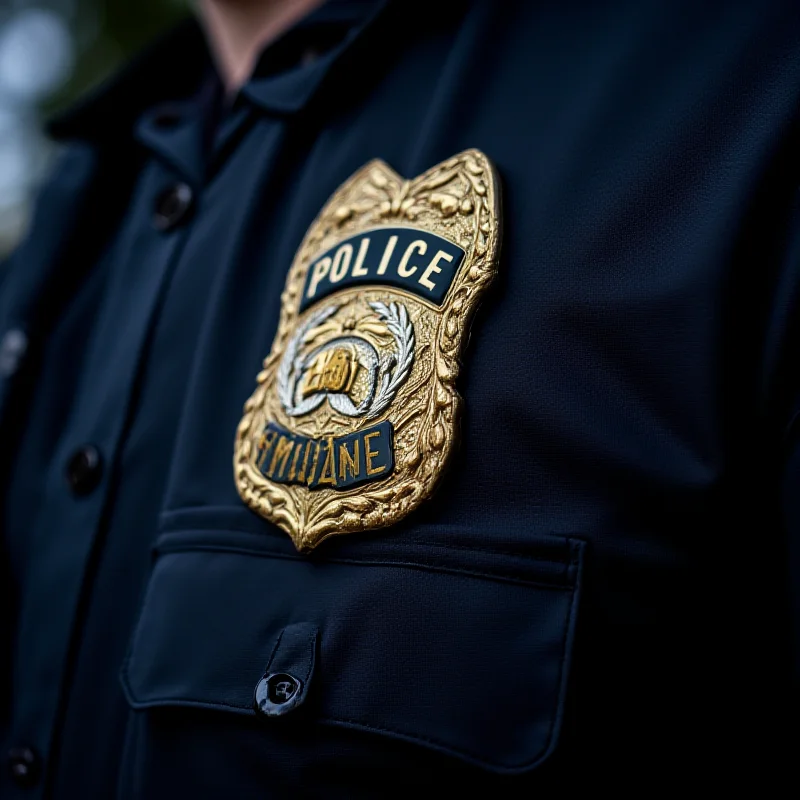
xmin=5 ymin=160 xmax=200 ymax=795
xmin=1 ymin=80 xmax=233 ymax=791
xmin=2 ymin=4 xmax=391 ymax=794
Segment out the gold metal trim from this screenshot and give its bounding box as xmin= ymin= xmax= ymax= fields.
xmin=234 ymin=149 xmax=502 ymax=551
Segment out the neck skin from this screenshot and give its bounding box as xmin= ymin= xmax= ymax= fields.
xmin=198 ymin=0 xmax=326 ymax=93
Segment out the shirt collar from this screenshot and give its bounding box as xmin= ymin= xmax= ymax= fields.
xmin=242 ymin=0 xmax=387 ymax=114
xmin=47 ymin=0 xmax=389 ymax=143
xmin=133 ymin=69 xmax=221 ymax=186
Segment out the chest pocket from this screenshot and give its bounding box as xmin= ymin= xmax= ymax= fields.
xmin=118 ymin=508 xmax=584 ymax=798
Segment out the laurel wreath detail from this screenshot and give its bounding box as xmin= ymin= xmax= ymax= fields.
xmin=365 ymin=301 xmax=415 ymax=419
xmin=277 ymin=301 xmax=414 ymax=420
xmin=277 ymin=303 xmax=339 ymax=416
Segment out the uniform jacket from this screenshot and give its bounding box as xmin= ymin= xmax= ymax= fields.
xmin=1 ymin=0 xmax=800 ymax=796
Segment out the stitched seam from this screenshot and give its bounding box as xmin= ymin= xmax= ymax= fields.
xmin=129 ymin=632 xmax=316 ymax=712
xmin=323 ymin=714 xmax=505 ymax=765
xmin=156 ymin=526 xmax=573 ymax=565
xmin=319 ymin=577 xmax=577 ymax=770
xmin=128 ymin=696 xmax=253 ymax=712
xmin=120 ymin=573 xmax=162 ymax=701
xmin=303 ymin=632 xmax=317 ymax=685
xmin=123 ymin=537 xmax=582 ymax=767
xmin=403 ymin=539 xmax=572 ymax=564
xmin=264 ymin=629 xmax=285 ymax=672
xmin=161 ymin=505 xmax=262 ymax=516
xmin=321 ymin=579 xmax=578 ymax=769
xmin=154 ymin=543 xmax=571 ymax=590
xmin=125 ymin=585 xmax=578 ymax=769
xmin=541 ymin=546 xmax=579 ymax=762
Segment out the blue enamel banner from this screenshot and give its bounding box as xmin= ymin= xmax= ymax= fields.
xmin=255 ymin=420 xmax=394 ymax=490
xmin=299 ymin=227 xmax=465 ymax=311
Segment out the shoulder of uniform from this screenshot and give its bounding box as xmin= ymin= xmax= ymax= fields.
xmin=46 ymin=19 xmax=208 ymax=143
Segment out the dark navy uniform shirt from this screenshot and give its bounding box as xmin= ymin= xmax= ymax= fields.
xmin=2 ymin=0 xmax=800 ymax=796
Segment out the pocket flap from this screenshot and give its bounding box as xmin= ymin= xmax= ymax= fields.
xmin=121 ymin=528 xmax=584 ymax=774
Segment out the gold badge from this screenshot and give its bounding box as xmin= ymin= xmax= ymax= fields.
xmin=234 ymin=149 xmax=501 ymax=551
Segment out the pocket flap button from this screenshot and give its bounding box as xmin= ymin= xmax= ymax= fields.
xmin=253 ymin=622 xmax=318 ymax=718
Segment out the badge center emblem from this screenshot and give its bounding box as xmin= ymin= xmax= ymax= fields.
xmin=234 ymin=150 xmax=501 ymax=551
xmin=278 ymin=299 xmax=414 ymax=420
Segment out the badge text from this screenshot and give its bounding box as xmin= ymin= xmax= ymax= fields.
xmin=300 ymin=227 xmax=465 ymax=310
xmin=255 ymin=421 xmax=394 ymax=490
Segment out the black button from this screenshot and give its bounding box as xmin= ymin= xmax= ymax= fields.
xmin=65 ymin=445 xmax=103 ymax=496
xmin=7 ymin=745 xmax=40 ymax=787
xmin=0 ymin=328 xmax=28 ymax=378
xmin=153 ymin=182 xmax=193 ymax=231
xmin=254 ymin=672 xmax=303 ymax=717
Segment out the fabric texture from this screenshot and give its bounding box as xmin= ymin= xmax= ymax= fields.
xmin=1 ymin=0 xmax=799 ymax=795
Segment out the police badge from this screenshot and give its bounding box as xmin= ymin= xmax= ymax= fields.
xmin=234 ymin=149 xmax=501 ymax=551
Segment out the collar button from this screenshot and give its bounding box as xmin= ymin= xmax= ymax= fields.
xmin=65 ymin=445 xmax=103 ymax=496
xmin=7 ymin=745 xmax=41 ymax=787
xmin=0 ymin=328 xmax=28 ymax=378
xmin=153 ymin=182 xmax=193 ymax=232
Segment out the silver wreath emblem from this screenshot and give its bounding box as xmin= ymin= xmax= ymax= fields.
xmin=277 ymin=301 xmax=415 ymax=419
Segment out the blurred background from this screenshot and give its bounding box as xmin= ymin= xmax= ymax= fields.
xmin=0 ymin=0 xmax=189 ymax=257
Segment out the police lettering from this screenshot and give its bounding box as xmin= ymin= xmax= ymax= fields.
xmin=308 ymin=236 xmax=453 ymax=297
xmin=300 ymin=227 xmax=465 ymax=310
